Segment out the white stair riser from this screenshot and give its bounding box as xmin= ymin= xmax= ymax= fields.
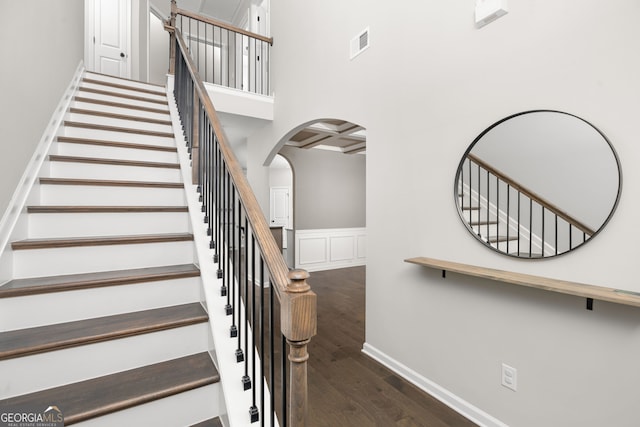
xmin=28 ymin=212 xmax=191 ymax=238
xmin=39 ymin=185 xmax=186 ymax=206
xmin=66 ymin=112 xmax=173 ymax=134
xmin=73 ymin=383 xmax=221 ymax=427
xmin=62 ymin=126 xmax=175 ymax=147
xmin=76 ymin=91 xmax=169 ymax=113
xmin=80 ymin=81 xmax=168 ymax=103
xmin=0 ymin=323 xmax=210 ymax=398
xmin=84 ymin=72 xmax=167 ymax=93
xmin=71 ymin=100 xmax=171 ymax=122
xmin=55 ymin=142 xmax=179 ymax=164
xmin=12 ymin=240 xmax=195 ymax=278
xmin=0 ymin=276 xmax=202 ymax=331
xmin=47 ymin=161 xmax=182 ymax=182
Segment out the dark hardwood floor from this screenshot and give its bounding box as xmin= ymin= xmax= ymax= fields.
xmin=306 ymin=266 xmax=478 ymax=427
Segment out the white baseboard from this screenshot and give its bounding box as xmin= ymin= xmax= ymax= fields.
xmin=295 ymin=227 xmax=366 ymax=272
xmin=362 ymin=343 xmax=508 ymax=427
xmin=0 ymin=61 xmax=85 ymax=283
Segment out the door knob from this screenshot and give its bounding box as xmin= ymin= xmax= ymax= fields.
xmin=120 ymin=52 xmax=125 ymax=58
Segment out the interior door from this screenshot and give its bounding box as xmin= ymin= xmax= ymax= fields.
xmin=270 ymin=187 xmax=290 ymax=228
xmin=93 ymin=0 xmax=130 ymax=78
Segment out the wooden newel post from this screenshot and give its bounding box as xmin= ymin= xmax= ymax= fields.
xmin=282 ymin=269 xmax=316 ymax=427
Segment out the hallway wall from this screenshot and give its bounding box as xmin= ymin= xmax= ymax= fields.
xmin=245 ymin=1 xmax=640 ymax=426
xmin=0 ymin=0 xmax=85 ymax=217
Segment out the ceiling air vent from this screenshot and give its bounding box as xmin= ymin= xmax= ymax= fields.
xmin=350 ymin=27 xmax=370 ymax=60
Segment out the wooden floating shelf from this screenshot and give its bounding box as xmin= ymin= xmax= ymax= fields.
xmin=405 ymin=257 xmax=640 ymax=309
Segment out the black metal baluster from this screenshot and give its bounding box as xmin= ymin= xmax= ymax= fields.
xmin=517 ymin=192 xmax=521 ymax=256
xmin=541 ymin=206 xmax=545 ymax=258
xmin=249 ymin=260 xmax=264 ymax=424
xmin=555 ymin=215 xmax=558 ymax=256
xmin=281 ymin=330 xmax=288 ymax=427
xmin=506 ymin=184 xmax=510 ymax=254
xmin=225 ymin=169 xmax=232 ymax=315
xmin=269 ymin=260 xmax=275 ymax=427
xmin=259 ymin=235 xmax=265 ymax=427
xmin=528 ymin=198 xmax=533 ymax=257
xmin=486 ymin=170 xmax=490 ymax=243
xmin=496 ymin=173 xmax=499 ymax=249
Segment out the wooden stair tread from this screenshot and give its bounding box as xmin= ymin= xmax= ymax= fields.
xmin=49 ymin=154 xmax=180 ymax=169
xmin=11 ymin=233 xmax=194 ymax=250
xmin=67 ymin=108 xmax=172 ymax=126
xmin=0 ymin=264 xmax=200 ymax=298
xmin=78 ymin=86 xmax=168 ymax=105
xmin=488 ymin=235 xmax=519 ymax=243
xmin=83 ymin=77 xmax=166 ymax=97
xmin=0 ymin=303 xmax=207 ymax=360
xmin=58 ymin=135 xmax=177 ymax=152
xmin=75 ymin=96 xmax=170 ymax=115
xmin=39 ymin=177 xmax=183 ymax=188
xmin=85 ymin=71 xmax=165 ymax=89
xmin=0 ymin=352 xmax=219 ymax=425
xmin=27 ymin=205 xmax=188 ymax=213
xmin=469 ymin=220 xmax=498 ymax=226
xmin=191 ymin=417 xmax=224 ymax=427
xmin=63 ymin=121 xmax=175 ymax=139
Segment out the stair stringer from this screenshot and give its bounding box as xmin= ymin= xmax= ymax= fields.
xmin=167 ymin=78 xmax=279 ymax=427
xmin=0 ymin=62 xmax=85 ymax=284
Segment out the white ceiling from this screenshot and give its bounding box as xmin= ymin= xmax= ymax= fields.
xmin=163 ymin=0 xmax=252 ymax=25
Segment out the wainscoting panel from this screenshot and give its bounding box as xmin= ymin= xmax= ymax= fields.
xmin=296 ymin=228 xmax=366 ymax=271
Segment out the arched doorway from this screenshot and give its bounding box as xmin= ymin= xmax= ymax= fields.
xmin=272 ymin=118 xmax=366 ymax=272
xmin=268 ymin=154 xmax=294 ymax=268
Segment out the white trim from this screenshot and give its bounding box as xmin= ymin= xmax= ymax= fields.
xmin=0 ymin=61 xmax=85 ymax=283
xmin=362 ymin=343 xmax=509 ymax=427
xmin=295 ymin=227 xmax=366 ymax=272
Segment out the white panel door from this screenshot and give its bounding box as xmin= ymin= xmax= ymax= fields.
xmin=94 ymin=0 xmax=130 ymax=78
xmin=270 ymin=187 xmax=289 ymax=227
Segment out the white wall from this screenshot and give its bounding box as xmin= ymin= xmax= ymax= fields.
xmin=0 ymin=0 xmax=85 ymax=216
xmin=279 ymin=145 xmax=365 ymax=230
xmin=149 ymin=11 xmax=169 ymax=85
xmin=245 ymin=1 xmax=640 ymax=426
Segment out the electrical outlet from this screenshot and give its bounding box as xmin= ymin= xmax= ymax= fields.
xmin=501 ymin=363 xmax=517 ymax=391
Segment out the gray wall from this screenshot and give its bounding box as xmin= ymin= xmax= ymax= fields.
xmin=243 ymin=1 xmax=640 ymax=426
xmin=0 ymin=0 xmax=85 ymax=216
xmin=279 ymin=145 xmax=365 ymax=230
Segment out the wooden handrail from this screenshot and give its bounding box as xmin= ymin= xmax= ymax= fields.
xmin=173 ymin=26 xmax=316 ymax=425
xmin=176 ymin=7 xmax=273 ymax=45
xmin=466 ymin=153 xmax=595 ymax=236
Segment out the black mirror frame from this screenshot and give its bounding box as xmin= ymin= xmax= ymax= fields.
xmin=454 ymin=110 xmax=623 ymax=259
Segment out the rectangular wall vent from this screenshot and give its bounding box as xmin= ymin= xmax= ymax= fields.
xmin=350 ymin=27 xmax=370 ymax=60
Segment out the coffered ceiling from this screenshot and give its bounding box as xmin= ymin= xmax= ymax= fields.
xmin=284 ymin=119 xmax=366 ymax=155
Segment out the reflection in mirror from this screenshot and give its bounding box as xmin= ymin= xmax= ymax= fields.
xmin=455 ymin=110 xmax=622 ymax=258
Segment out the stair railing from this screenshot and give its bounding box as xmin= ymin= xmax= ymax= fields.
xmin=169 ymin=24 xmax=315 ymax=426
xmin=167 ymin=0 xmax=272 ymax=95
xmin=458 ymin=153 xmax=594 ymax=257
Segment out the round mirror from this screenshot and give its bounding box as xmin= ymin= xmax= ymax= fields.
xmin=454 ymin=110 xmax=622 ymax=258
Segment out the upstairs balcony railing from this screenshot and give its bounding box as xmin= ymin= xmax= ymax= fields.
xmin=457 ymin=153 xmax=594 ymax=258
xmin=167 ymin=19 xmax=316 ymax=427
xmin=169 ymin=1 xmax=272 ymax=95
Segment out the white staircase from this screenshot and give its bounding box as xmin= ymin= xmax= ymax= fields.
xmin=0 ymin=71 xmax=224 ymax=427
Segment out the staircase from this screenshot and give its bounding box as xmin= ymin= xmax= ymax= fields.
xmin=0 ymin=72 xmax=224 ymax=426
